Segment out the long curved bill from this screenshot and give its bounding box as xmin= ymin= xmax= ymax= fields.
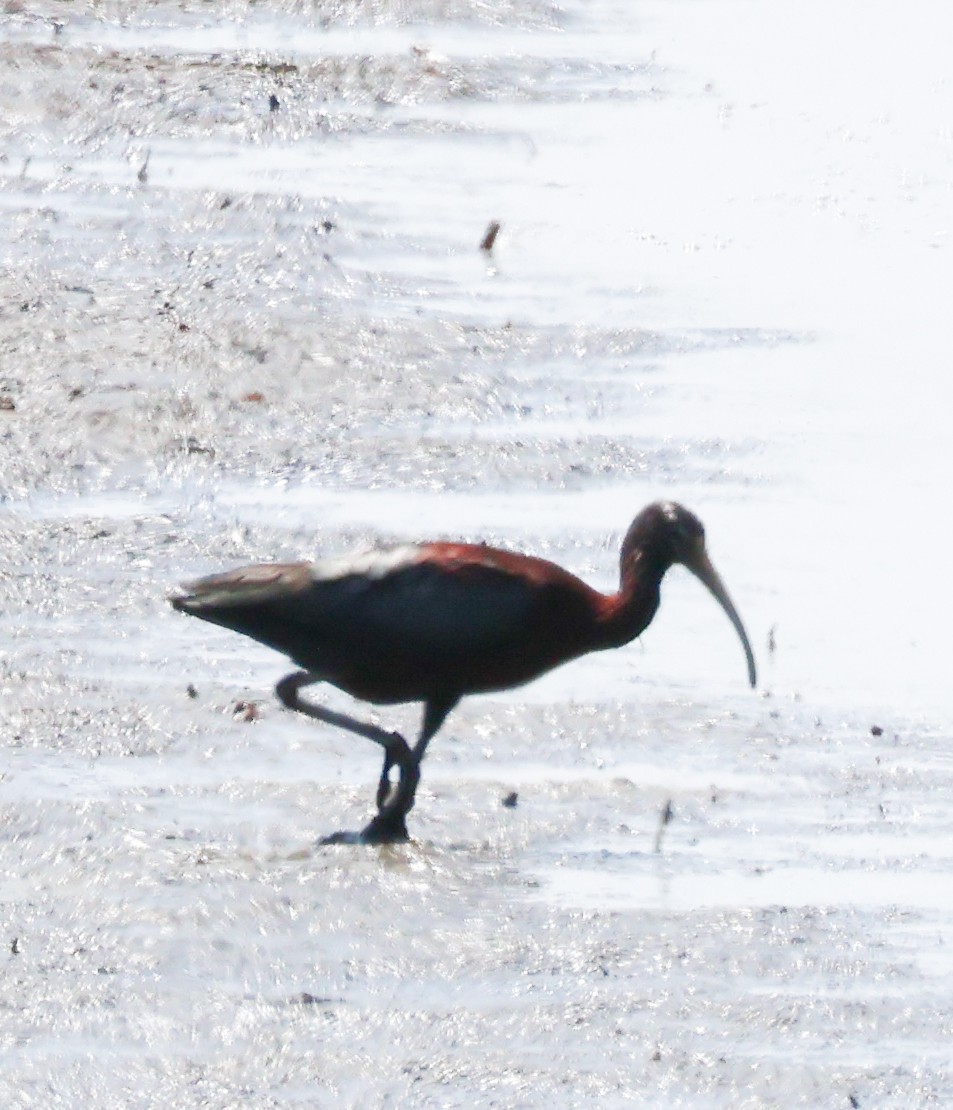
xmin=685 ymin=549 xmax=757 ymax=688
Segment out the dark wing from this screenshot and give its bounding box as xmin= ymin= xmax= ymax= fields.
xmin=171 ymin=545 xmax=597 ymax=701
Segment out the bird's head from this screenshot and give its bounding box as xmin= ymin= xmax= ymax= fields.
xmin=624 ymin=501 xmax=757 ymax=688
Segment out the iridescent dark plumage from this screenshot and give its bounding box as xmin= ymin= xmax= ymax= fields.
xmin=171 ymin=501 xmax=756 ymax=843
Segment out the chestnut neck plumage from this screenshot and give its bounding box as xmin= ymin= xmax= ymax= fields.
xmin=594 ymin=535 xmax=673 ymax=651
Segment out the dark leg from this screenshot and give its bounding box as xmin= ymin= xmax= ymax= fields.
xmin=375 ymin=752 xmax=397 ymax=811
xmin=275 ymin=673 xmax=457 ymax=845
xmin=357 ymin=696 xmax=458 ymax=844
xmin=276 ymin=672 xmax=413 ymax=843
xmin=372 ymin=695 xmax=460 ymax=807
xmin=276 ymin=672 xmax=410 ymax=758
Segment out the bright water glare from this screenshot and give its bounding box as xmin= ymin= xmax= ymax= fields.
xmin=2 ymin=0 xmax=953 ymax=1105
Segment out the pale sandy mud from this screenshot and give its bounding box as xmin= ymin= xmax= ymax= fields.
xmin=1 ymin=2 xmax=950 ymax=1107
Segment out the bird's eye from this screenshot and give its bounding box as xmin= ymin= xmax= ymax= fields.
xmin=677 ymin=517 xmax=704 ymax=546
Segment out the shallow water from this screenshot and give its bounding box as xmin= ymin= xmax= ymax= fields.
xmin=2 ymin=0 xmax=953 ymax=1105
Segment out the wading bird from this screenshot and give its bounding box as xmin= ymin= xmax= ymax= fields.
xmin=171 ymin=501 xmax=756 ymax=844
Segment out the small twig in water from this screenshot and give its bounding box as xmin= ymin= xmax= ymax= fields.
xmin=480 ymin=220 xmax=501 ymax=253
xmin=653 ymin=798 xmax=674 ymax=854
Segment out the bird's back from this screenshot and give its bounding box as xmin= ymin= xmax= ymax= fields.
xmin=172 ymin=542 xmax=601 ymax=704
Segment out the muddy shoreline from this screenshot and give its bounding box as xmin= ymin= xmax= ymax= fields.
xmin=2 ymin=3 xmax=951 ymax=1107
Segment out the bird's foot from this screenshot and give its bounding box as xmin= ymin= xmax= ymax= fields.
xmin=318 ymin=809 xmax=410 ymax=847
xmin=317 ymin=829 xmax=365 ymax=846
xmin=360 ymin=807 xmax=411 ymax=844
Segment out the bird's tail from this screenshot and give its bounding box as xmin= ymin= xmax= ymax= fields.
xmin=170 ymin=562 xmax=313 ymax=613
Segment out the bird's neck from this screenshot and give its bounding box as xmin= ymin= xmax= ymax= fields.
xmin=595 ymin=547 xmax=668 ymax=649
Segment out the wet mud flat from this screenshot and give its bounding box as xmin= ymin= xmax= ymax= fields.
xmin=2 ymin=2 xmax=953 ymax=1106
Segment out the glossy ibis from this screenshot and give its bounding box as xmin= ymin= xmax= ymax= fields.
xmin=171 ymin=501 xmax=756 ymax=844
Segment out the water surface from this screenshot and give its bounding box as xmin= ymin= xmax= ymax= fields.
xmin=2 ymin=0 xmax=952 ymax=1105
